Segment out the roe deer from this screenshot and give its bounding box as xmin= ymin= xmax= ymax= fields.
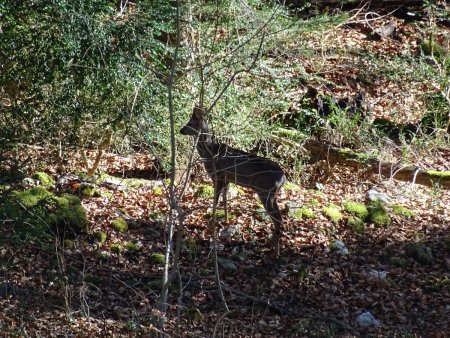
xmin=180 ymin=106 xmax=286 ymax=255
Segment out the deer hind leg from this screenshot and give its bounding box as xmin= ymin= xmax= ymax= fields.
xmin=257 ymin=190 xmax=283 ymax=257
xmin=212 ymin=179 xmax=228 ymax=221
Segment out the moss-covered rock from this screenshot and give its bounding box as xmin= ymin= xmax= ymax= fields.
xmin=343 ymin=201 xmax=369 ymax=220
xmin=392 ymin=205 xmax=414 ymax=218
xmin=347 ymin=216 xmax=365 ymax=233
xmin=150 ymin=253 xmax=165 ymax=264
xmin=196 ymin=185 xmax=215 ymax=198
xmin=368 ymin=200 xmax=391 ymax=226
xmin=322 ymin=205 xmax=343 ymax=224
xmin=405 ymin=243 xmax=433 ymax=265
xmin=125 ymin=241 xmax=141 ymax=251
xmin=94 ymin=231 xmax=107 ymax=243
xmin=50 ymin=194 xmax=88 ymax=232
xmin=389 ymin=256 xmax=407 ymax=267
xmin=0 ymin=187 xmax=88 ymax=234
xmin=110 ymin=217 xmax=128 ymax=233
xmin=110 ymin=243 xmax=123 ymax=253
xmin=32 ymin=172 xmax=55 ymax=188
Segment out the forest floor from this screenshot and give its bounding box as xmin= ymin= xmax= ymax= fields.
xmin=1 ymin=4 xmax=450 ymax=338
xmin=1 ymin=145 xmax=449 ymax=337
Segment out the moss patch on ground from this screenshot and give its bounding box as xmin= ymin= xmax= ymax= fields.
xmin=196 ymin=185 xmax=215 ymax=198
xmin=322 ymin=204 xmax=343 ymax=223
xmin=368 ymin=200 xmax=391 ymax=226
xmin=31 ymin=172 xmax=55 ymax=187
xmin=342 ymin=201 xmax=369 ymax=220
xmin=110 ymin=217 xmax=128 ymax=233
xmin=392 ymin=205 xmax=414 ymax=218
xmin=0 ymin=187 xmax=88 ymax=234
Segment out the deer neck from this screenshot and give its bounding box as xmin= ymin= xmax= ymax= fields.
xmin=196 ymin=130 xmax=215 ymax=159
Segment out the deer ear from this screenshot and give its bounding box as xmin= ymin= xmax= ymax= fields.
xmin=193 ymin=106 xmax=204 ymax=119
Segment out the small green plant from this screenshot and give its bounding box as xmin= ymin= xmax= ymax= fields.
xmin=63 ymin=239 xmax=75 ymax=249
xmin=110 ymin=217 xmax=128 ymax=233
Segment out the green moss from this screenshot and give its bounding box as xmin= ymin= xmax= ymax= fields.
xmin=110 ymin=243 xmax=123 ymax=253
xmin=79 ymin=184 xmax=99 ymax=197
xmin=185 ymin=307 xmax=203 ymax=322
xmin=125 ymin=241 xmax=139 ymax=251
xmin=124 ymin=179 xmax=143 ymax=188
xmin=343 ymin=201 xmax=369 ymax=220
xmin=94 ymin=231 xmax=107 ymax=243
xmin=152 ymin=187 xmax=164 ymax=196
xmin=322 ymin=205 xmax=343 ymax=223
xmin=31 ymin=172 xmax=55 ymax=187
xmin=347 ymin=216 xmax=365 ymax=233
xmin=185 ymin=237 xmax=198 ymax=255
xmin=51 ymin=194 xmax=88 ymax=232
xmin=206 ymin=208 xmax=229 ymax=221
xmin=284 ymin=181 xmax=301 ymax=190
xmin=368 ymin=200 xmax=391 ymax=227
xmin=196 ymin=185 xmax=215 ymax=198
xmin=110 ymin=217 xmax=128 ymax=233
xmin=423 ymin=170 xmax=450 ymax=179
xmin=150 ymin=253 xmax=165 ymax=264
xmin=63 ymin=239 xmax=75 ymax=249
xmin=229 ymin=183 xmax=245 ymax=195
xmin=0 ymin=188 xmax=88 ymax=238
xmin=290 ymin=207 xmax=314 ymax=220
xmin=392 ymin=205 xmax=414 ymax=218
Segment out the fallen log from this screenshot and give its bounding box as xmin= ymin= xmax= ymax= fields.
xmin=303 ymin=140 xmax=450 ymax=189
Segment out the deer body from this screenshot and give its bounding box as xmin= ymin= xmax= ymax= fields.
xmin=181 ymin=107 xmax=286 ymax=254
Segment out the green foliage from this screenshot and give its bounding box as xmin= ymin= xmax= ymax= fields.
xmin=0 ymin=0 xmax=174 ymax=153
xmin=343 ymin=201 xmax=369 ymax=220
xmin=125 ymin=241 xmax=140 ymax=251
xmin=368 ymin=200 xmax=391 ymax=227
xmin=110 ymin=217 xmax=128 ymax=233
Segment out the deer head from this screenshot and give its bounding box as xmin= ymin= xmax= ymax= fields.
xmin=180 ymin=106 xmax=208 ymax=136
